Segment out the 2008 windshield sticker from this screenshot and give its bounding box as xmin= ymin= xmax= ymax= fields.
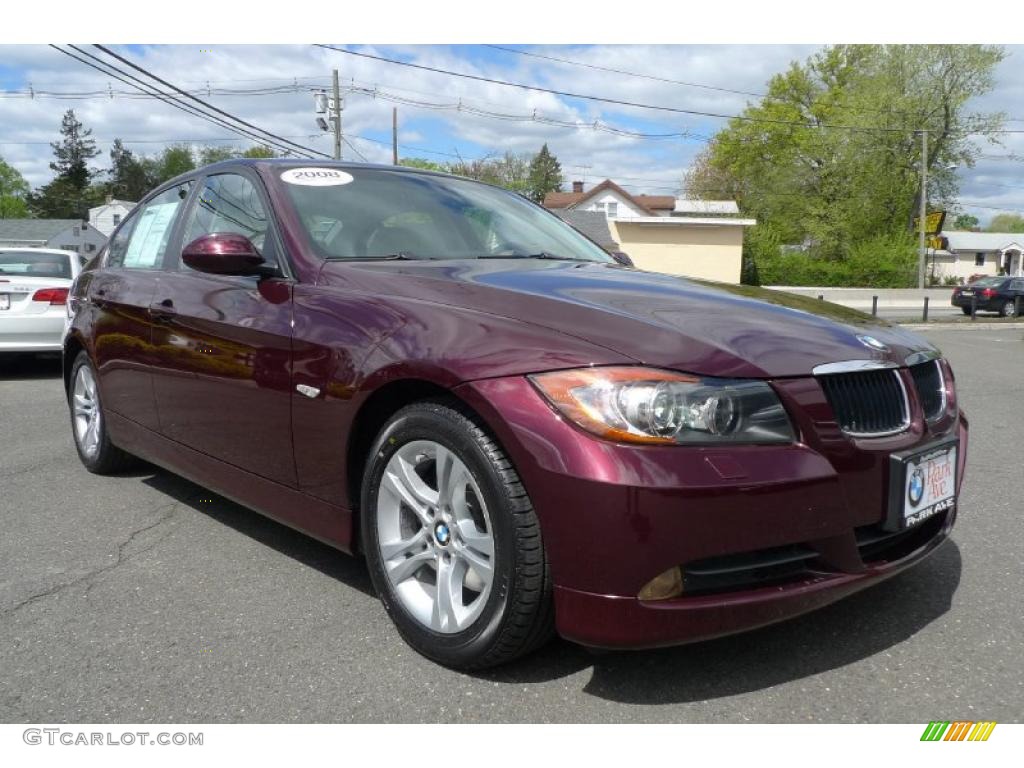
xmin=280 ymin=168 xmax=354 ymax=186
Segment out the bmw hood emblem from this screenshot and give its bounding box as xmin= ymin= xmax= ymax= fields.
xmin=857 ymin=334 xmax=890 ymax=353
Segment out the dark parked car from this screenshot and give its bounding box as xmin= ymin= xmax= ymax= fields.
xmin=64 ymin=160 xmax=968 ymax=669
xmin=951 ymin=275 xmax=1024 ymax=316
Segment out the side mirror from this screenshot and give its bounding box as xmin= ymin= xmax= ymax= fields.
xmin=182 ymin=233 xmax=269 ymax=276
xmin=610 ymin=251 xmax=634 ymax=267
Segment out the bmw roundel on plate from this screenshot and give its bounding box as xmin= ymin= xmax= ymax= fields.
xmin=64 ymin=160 xmax=968 ymax=669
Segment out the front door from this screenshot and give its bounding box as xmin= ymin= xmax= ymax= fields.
xmin=89 ymin=182 xmax=193 ymax=431
xmin=149 ymin=171 xmax=296 ymax=486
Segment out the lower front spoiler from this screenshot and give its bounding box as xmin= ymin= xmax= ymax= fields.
xmin=554 ymin=523 xmax=952 ymax=650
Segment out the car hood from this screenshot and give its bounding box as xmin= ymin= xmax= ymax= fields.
xmin=318 ymin=259 xmax=938 ymax=378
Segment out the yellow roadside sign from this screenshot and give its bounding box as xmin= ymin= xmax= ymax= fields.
xmin=913 ymin=210 xmax=946 ymax=235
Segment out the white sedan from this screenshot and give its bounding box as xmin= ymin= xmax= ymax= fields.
xmin=0 ymin=248 xmax=88 ymax=353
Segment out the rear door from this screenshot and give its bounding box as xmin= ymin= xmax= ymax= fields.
xmin=149 ymin=170 xmax=296 ymax=486
xmin=88 ymin=182 xmax=192 ymax=430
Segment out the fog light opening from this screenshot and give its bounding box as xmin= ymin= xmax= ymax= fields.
xmin=637 ymin=566 xmax=684 ymax=601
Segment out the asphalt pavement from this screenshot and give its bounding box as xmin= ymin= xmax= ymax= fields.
xmin=1 ymin=328 xmax=1021 ymax=723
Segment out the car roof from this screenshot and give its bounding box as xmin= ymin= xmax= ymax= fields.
xmin=154 ymin=158 xmax=463 ymax=193
xmin=0 ymin=247 xmax=79 ymax=258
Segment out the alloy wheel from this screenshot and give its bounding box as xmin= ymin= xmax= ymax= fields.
xmin=375 ymin=440 xmax=495 ymax=634
xmin=72 ymin=364 xmax=101 ymax=459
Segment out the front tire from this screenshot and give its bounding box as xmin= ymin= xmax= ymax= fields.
xmin=68 ymin=351 xmax=138 ymax=474
xmin=361 ymin=400 xmax=553 ymax=669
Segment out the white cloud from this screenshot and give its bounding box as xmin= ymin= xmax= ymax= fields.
xmin=0 ymin=43 xmax=1022 ymax=224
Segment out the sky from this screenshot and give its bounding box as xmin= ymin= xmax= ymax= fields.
xmin=1 ymin=43 xmax=1023 ymax=225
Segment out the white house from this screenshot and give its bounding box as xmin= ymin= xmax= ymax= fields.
xmin=929 ymin=231 xmax=1023 ymax=282
xmin=0 ymin=219 xmax=107 ymax=255
xmin=544 ymin=180 xmax=754 ymax=283
xmin=88 ymin=198 xmax=137 ymax=237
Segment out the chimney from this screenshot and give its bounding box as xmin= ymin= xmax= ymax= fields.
xmin=572 ymin=180 xmax=584 ymax=194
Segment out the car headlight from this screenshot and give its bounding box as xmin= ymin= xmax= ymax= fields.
xmin=529 ymin=366 xmax=795 ymax=445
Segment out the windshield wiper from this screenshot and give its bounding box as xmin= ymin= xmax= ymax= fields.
xmin=478 ymin=251 xmax=590 ymax=262
xmin=327 ymin=252 xmax=434 ymax=261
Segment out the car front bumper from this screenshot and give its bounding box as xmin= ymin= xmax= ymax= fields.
xmin=456 ymin=374 xmax=968 ymax=649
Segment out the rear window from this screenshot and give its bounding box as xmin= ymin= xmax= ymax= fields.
xmin=969 ymin=276 xmax=1006 ymax=287
xmin=0 ymin=251 xmax=72 ymax=279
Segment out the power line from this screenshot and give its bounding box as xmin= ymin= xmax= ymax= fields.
xmin=316 ymin=44 xmax=941 ymax=135
xmin=484 ymin=45 xmax=767 ymax=99
xmin=91 ymin=45 xmax=330 ymax=159
xmin=51 ymin=45 xmax=307 ymax=159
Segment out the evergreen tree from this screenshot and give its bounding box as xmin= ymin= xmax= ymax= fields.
xmin=526 ymin=143 xmax=563 ymax=203
xmin=28 ymin=109 xmax=103 ymax=218
xmin=49 ymin=109 xmax=100 ymax=190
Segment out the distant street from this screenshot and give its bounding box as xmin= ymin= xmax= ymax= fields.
xmin=1 ymin=327 xmax=1021 ymax=723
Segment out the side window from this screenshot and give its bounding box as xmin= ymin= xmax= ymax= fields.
xmin=108 ymin=183 xmax=192 ymax=269
xmin=1010 ymin=278 xmax=1024 ymax=291
xmin=182 ymin=173 xmax=275 ymax=267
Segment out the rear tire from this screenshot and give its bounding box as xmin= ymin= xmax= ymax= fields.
xmin=1000 ymin=300 xmax=1017 ymax=318
xmin=68 ymin=351 xmax=138 ymax=474
xmin=961 ymin=306 xmax=972 ymax=315
xmin=361 ymin=400 xmax=553 ymax=670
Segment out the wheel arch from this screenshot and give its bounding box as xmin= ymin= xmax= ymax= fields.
xmin=346 ymin=377 xmax=485 ymax=515
xmin=62 ymin=332 xmax=87 ymax=398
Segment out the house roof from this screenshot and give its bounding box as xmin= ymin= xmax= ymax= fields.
xmin=553 ymin=209 xmax=619 ymax=249
xmin=674 ymin=199 xmax=740 ymax=215
xmin=0 ymin=219 xmax=85 ymax=243
xmin=543 ymin=179 xmax=674 ymax=216
xmin=942 ymin=230 xmax=1024 ymax=252
xmin=89 ymin=199 xmax=137 ymax=214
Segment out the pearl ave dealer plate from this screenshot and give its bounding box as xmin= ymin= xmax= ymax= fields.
xmin=886 ymin=438 xmax=958 ymax=532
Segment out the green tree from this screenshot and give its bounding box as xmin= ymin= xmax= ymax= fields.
xmin=986 ymin=212 xmax=1024 ymax=232
xmin=28 ymin=109 xmax=103 ymax=218
xmin=399 ymin=157 xmax=447 ymax=172
xmin=451 ymin=152 xmax=530 ymax=194
xmin=198 ymin=145 xmax=238 ymax=165
xmin=153 ymin=144 xmax=196 ymax=183
xmin=953 ymin=213 xmax=980 ymax=230
xmin=0 ymin=155 xmax=30 ymax=218
xmin=107 ymin=139 xmax=154 ymax=201
xmin=49 ymin=109 xmax=100 ymax=190
xmin=240 ymin=145 xmax=276 ymax=159
xmin=526 ymin=143 xmax=563 ymax=203
xmin=688 ymin=45 xmax=1005 ymax=283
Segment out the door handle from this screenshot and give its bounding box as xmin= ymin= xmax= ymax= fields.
xmin=149 ymin=298 xmax=177 ymax=323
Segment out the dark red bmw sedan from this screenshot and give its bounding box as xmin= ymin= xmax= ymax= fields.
xmin=64 ymin=160 xmax=967 ymax=669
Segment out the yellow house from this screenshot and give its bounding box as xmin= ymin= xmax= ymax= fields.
xmin=544 ymin=180 xmax=755 ymax=284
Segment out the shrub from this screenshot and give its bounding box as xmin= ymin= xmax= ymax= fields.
xmin=748 ymin=228 xmax=918 ymax=288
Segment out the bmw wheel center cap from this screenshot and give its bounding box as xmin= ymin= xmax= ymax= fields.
xmin=434 ymin=521 xmax=451 ymax=546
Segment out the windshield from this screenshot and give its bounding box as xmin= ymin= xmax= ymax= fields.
xmin=968 ymin=276 xmax=1005 ymax=287
xmin=0 ymin=251 xmax=73 ymax=279
xmin=279 ymin=168 xmax=614 ymax=263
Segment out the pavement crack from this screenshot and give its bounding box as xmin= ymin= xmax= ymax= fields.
xmin=2 ymin=502 xmax=180 ymax=615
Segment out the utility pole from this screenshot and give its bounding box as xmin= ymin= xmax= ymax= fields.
xmin=392 ymin=108 xmax=398 ymax=165
xmin=918 ymin=129 xmax=928 ymax=290
xmin=331 ymin=69 xmax=342 ymax=161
